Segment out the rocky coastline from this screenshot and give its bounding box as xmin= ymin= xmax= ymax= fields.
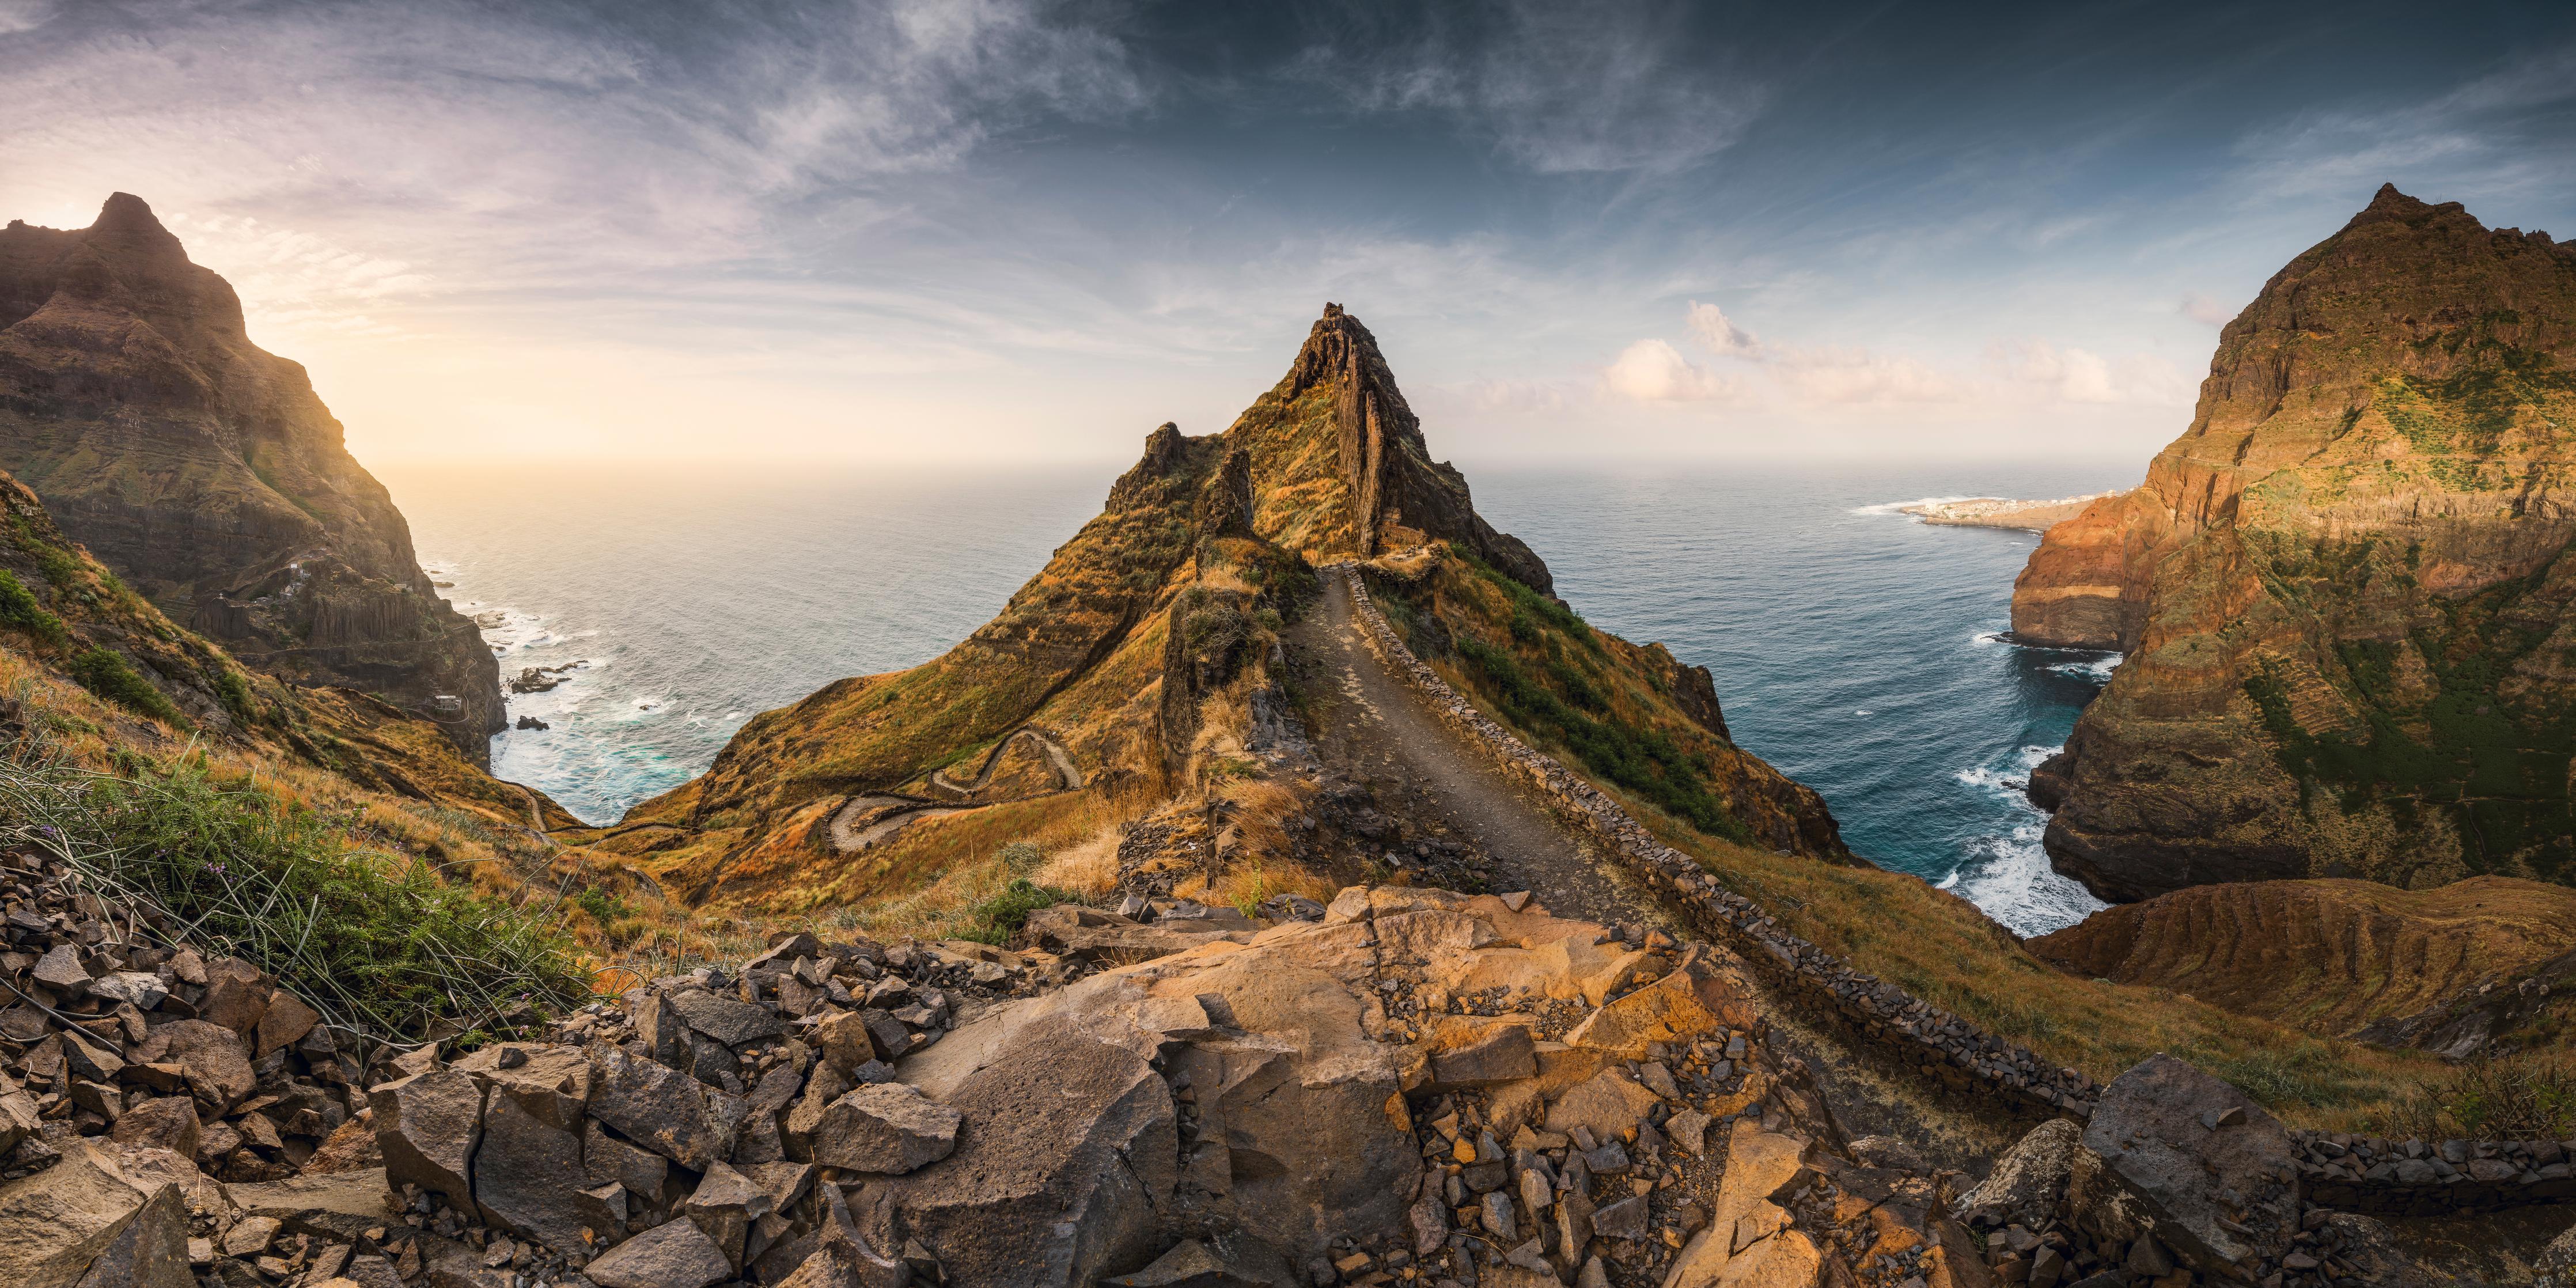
xmin=1900 ymin=494 xmax=2123 ymax=533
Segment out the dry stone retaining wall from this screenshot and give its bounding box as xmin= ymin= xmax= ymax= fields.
xmin=1339 ymin=563 xmax=2576 ymax=1217
xmin=1334 ymin=565 xmax=2097 ymax=1119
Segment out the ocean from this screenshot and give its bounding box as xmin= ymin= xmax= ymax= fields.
xmin=382 ymin=459 xmax=2127 ymax=935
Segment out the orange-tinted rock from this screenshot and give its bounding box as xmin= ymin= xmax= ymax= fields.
xmin=2010 ymin=185 xmax=2576 ymax=898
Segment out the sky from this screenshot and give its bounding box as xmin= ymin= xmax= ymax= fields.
xmin=6 ymin=1 xmax=2575 ymax=470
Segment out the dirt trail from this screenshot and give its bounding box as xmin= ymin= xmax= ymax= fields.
xmin=828 ymin=795 xmax=961 ymax=854
xmin=1288 ymin=576 xmax=1670 ymax=929
xmin=1292 ymin=573 xmax=2019 ymax=1170
xmin=929 ymin=727 xmax=1085 ymax=799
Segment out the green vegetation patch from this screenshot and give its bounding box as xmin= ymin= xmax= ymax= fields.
xmin=67 ymin=645 xmax=183 ymax=723
xmin=2243 ymin=554 xmax=2576 ymax=880
xmin=0 ymin=749 xmax=585 ymax=1040
xmin=953 ymin=877 xmax=1077 ymax=945
xmin=0 ymin=570 xmax=70 ymax=648
xmin=1426 ymin=557 xmax=1751 ymax=843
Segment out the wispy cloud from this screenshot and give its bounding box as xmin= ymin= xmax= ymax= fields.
xmin=1289 ymin=0 xmax=1765 ymax=176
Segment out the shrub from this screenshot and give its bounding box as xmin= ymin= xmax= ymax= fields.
xmin=0 ymin=750 xmax=585 ymax=1040
xmin=954 ymin=877 xmax=1074 ymax=945
xmin=0 ymin=570 xmax=69 ymax=648
xmin=67 ymin=645 xmax=182 ymax=723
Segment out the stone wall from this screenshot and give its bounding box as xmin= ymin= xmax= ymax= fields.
xmin=1339 ymin=563 xmax=2576 ymax=1218
xmin=1332 ymin=566 xmax=2098 ymax=1120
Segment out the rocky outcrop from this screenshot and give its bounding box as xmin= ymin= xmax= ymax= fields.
xmin=1904 ymin=493 xmax=2123 ymax=532
xmin=2007 ymin=185 xmax=2576 ymax=899
xmin=0 ymin=195 xmax=501 ymax=761
xmin=1241 ymin=305 xmax=1552 ymax=592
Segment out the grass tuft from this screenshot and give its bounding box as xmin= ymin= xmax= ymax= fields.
xmin=0 ymin=745 xmax=584 ymax=1043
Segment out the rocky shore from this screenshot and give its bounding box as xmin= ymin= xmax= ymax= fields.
xmin=1900 ymin=494 xmax=2122 ymax=533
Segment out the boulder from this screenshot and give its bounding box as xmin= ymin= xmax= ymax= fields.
xmin=223 ymin=1168 xmax=393 ymax=1243
xmin=0 ymin=1142 xmax=168 ymax=1286
xmin=670 ymin=988 xmax=783 ymax=1048
xmin=1545 ymin=1069 xmax=1662 ymax=1141
xmin=1562 ymin=952 xmax=1748 ymax=1059
xmin=588 ymin=1044 xmax=736 ymax=1171
xmin=253 ymin=992 xmax=321 ymax=1058
xmin=1101 ymin=1236 xmax=1291 ymax=1287
xmin=2539 ymin=1219 xmax=2576 ymax=1288
xmin=806 ymin=1084 xmax=962 ymax=1175
xmin=2071 ymin=1055 xmax=2301 ymax=1281
xmin=1956 ymin=1119 xmax=2080 ymax=1229
xmin=585 ymin=1120 xmax=670 ymax=1206
xmin=683 ymin=1160 xmax=772 ymax=1268
xmin=453 ymin=1043 xmax=592 ymax=1131
xmin=872 ymin=1017 xmax=1176 ymax=1288
xmin=1663 ymin=1120 xmax=1811 ymax=1288
xmin=108 ymin=1097 xmax=201 ymax=1159
xmin=195 ymin=959 xmax=271 ymax=1037
xmin=67 ymin=1180 xmax=191 ymax=1288
xmin=369 ymin=1070 xmax=484 ymax=1208
xmin=1429 ymin=1025 xmax=1536 ymax=1089
xmin=471 ymin=1094 xmax=596 ymax=1252
xmin=582 ymin=1214 xmax=734 ymax=1288
xmin=132 ymin=1020 xmax=255 ymax=1113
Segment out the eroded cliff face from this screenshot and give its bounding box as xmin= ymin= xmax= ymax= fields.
xmin=2011 ymin=185 xmax=2576 ymax=899
xmin=1231 ymin=305 xmax=1554 ymax=592
xmin=0 ymin=194 xmax=502 ymax=761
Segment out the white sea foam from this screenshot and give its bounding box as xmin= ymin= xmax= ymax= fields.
xmin=1941 ymin=743 xmax=2107 ymax=935
xmin=2047 ymin=654 xmax=2122 ymax=681
xmin=1853 ymin=494 xmax=1978 ymax=517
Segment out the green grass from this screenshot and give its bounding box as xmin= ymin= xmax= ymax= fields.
xmin=0 ymin=746 xmax=585 ymax=1041
xmin=0 ymin=570 xmax=69 ymax=648
xmin=952 ymin=877 xmax=1076 ymax=945
xmin=67 ymin=645 xmax=183 ymax=723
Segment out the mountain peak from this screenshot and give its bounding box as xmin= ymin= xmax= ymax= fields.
xmin=86 ymin=191 xmax=187 ymax=260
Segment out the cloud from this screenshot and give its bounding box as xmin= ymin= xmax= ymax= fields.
xmin=1685 ymin=300 xmax=1759 ymax=355
xmin=2179 ymin=292 xmax=2236 ymax=327
xmin=1294 ymin=1 xmax=1766 ymax=176
xmin=0 ymin=1 xmax=52 ymax=36
xmin=1771 ymin=346 xmax=1964 ymax=405
xmin=1991 ymin=339 xmax=2193 ymax=406
xmin=1603 ymin=339 xmax=1728 ymax=401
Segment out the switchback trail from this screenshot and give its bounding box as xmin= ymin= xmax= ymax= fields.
xmin=1290 ymin=571 xmax=2020 ymax=1170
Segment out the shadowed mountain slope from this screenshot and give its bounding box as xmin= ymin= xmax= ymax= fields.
xmin=0 ymin=194 xmax=502 ymax=760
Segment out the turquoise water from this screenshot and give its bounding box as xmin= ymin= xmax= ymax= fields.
xmin=382 ymin=460 xmax=2126 ymax=934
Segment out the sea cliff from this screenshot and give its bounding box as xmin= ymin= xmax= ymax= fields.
xmin=2010 ymin=185 xmax=2576 ymax=900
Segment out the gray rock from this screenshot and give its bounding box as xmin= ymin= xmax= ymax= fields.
xmin=1100 ymin=1236 xmax=1286 ymax=1287
xmin=1957 ymin=1118 xmax=2081 ymax=1229
xmin=672 ymin=988 xmax=783 ymax=1047
xmin=582 ymin=1216 xmax=734 ymax=1288
xmin=108 ymin=1097 xmax=200 ymax=1159
xmin=0 ymin=1143 xmax=161 ymax=1284
xmin=370 ymin=1070 xmax=484 ymax=1208
xmin=69 ymin=1181 xmax=191 ymax=1288
xmin=588 ymin=1044 xmax=736 ymax=1171
xmin=132 ymin=1020 xmax=253 ymax=1113
xmin=806 ymin=1084 xmax=962 ymax=1175
xmin=583 ymin=1120 xmax=669 ymax=1210
xmin=1429 ymin=1026 xmax=1536 ymax=1089
xmin=876 ymin=1017 xmax=1176 ymax=1287
xmin=683 ymin=1161 xmax=773 ymax=1269
xmin=472 ymin=1093 xmax=597 ymax=1252
xmin=452 ymin=1043 xmax=592 ymax=1131
xmin=1590 ymin=1194 xmax=1647 ymax=1241
xmin=2072 ymin=1054 xmax=2301 ymax=1281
